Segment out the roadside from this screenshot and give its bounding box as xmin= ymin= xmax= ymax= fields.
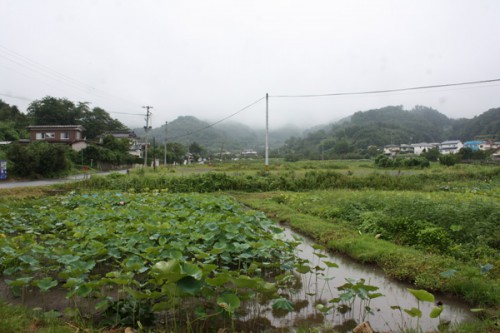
xmin=0 ymin=170 xmax=127 ymax=189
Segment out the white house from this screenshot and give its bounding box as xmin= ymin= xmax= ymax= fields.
xmin=241 ymin=149 xmax=258 ymax=158
xmin=411 ymin=143 xmax=439 ymax=156
xmin=399 ymin=144 xmax=414 ymax=154
xmin=383 ymin=144 xmax=399 ymax=156
xmin=439 ymin=140 xmax=463 ymax=155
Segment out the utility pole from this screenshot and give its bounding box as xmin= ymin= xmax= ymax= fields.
xmin=164 ymin=121 xmax=168 ymax=166
xmin=265 ymin=93 xmax=269 ymax=173
xmin=152 ymin=136 xmax=156 ymax=170
xmin=143 ymin=105 xmax=153 ymax=167
xmin=219 ymin=142 xmax=224 ymax=162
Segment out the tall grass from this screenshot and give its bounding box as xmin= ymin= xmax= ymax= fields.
xmin=63 ymin=166 xmax=500 ymax=194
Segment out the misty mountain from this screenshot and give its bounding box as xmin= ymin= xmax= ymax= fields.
xmin=134 ymin=116 xmax=302 ymax=153
xmin=133 ymin=106 xmax=498 ymax=157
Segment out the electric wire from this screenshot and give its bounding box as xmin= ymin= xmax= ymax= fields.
xmin=167 ymin=96 xmax=266 ymax=141
xmin=0 ymin=93 xmax=33 ymax=102
xmin=0 ymin=44 xmax=142 ymax=107
xmin=270 ymin=78 xmax=500 ymax=98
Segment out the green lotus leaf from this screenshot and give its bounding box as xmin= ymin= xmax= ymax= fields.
xmin=177 ymin=276 xmax=203 ymax=295
xmin=6 ymin=276 xmax=32 ymax=287
xmin=295 ymin=264 xmax=311 ymax=274
xmin=430 ymin=305 xmax=444 ymax=318
xmin=217 ymin=293 xmax=240 ymax=313
xmin=404 ymin=307 xmax=422 ymax=318
xmin=272 ymin=297 xmax=294 ymax=312
xmin=152 ymin=259 xmax=183 ymax=282
xmin=181 ymin=262 xmax=202 ymax=280
xmin=407 ymin=288 xmax=435 ymax=303
xmin=234 ymin=275 xmax=259 ymax=289
xmin=35 ymin=277 xmax=58 ymax=292
xmin=206 ymin=272 xmax=231 ymax=287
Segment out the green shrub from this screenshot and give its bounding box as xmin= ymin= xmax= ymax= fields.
xmin=6 ymin=141 xmax=71 ymax=178
xmin=374 ymin=154 xmax=430 ymax=168
xmin=439 ymin=154 xmax=458 ymax=166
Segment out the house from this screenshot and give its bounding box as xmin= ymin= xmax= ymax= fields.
xmin=464 ymin=141 xmax=486 ymax=151
xmin=240 ymin=149 xmax=258 ymax=158
xmin=492 ymin=148 xmax=500 ymax=162
xmin=399 ymin=144 xmax=414 ymax=154
xmin=439 ymin=140 xmax=463 ymax=155
xmin=383 ymin=144 xmax=399 ymax=156
xmin=98 ymin=130 xmax=141 ymax=157
xmin=98 ymin=130 xmax=137 ymax=143
xmin=411 ymin=143 xmax=439 ymax=156
xmin=27 ymin=125 xmax=87 ymax=151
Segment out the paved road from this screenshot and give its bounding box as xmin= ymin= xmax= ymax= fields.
xmin=0 ymin=170 xmax=127 ymax=189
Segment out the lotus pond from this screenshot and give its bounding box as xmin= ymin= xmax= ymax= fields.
xmin=0 ymin=191 xmax=478 ymax=331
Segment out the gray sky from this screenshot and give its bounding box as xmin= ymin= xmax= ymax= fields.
xmin=1 ymin=0 xmax=500 ymax=130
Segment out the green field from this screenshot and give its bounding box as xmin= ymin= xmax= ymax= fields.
xmin=0 ymin=159 xmax=499 ymax=332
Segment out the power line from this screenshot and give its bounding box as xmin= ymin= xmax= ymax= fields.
xmin=0 ymin=92 xmax=33 ymax=102
xmin=106 ymin=110 xmax=146 ymax=116
xmin=270 ymin=78 xmax=500 ymax=98
xmin=168 ymin=96 xmax=266 ymax=141
xmin=0 ymin=44 xmax=142 ymax=107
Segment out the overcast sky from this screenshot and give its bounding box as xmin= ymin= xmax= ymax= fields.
xmin=1 ymin=0 xmax=500 ymax=130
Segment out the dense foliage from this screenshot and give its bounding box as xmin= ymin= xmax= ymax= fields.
xmin=6 ymin=141 xmax=71 ymax=178
xmin=26 ymin=96 xmax=128 ymax=139
xmin=281 ymin=105 xmax=500 ymax=160
xmin=71 ymin=166 xmax=500 ymax=194
xmin=78 ymin=135 xmax=141 ymax=167
xmin=0 ymin=99 xmax=29 ymax=141
xmin=274 ymin=191 xmax=499 ymax=261
xmin=0 ymin=192 xmax=297 ymax=329
xmin=451 ymin=108 xmax=500 ymax=141
xmin=374 ymin=154 xmax=430 ymax=168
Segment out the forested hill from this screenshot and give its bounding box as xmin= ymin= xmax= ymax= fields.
xmin=450 ymin=108 xmax=500 ymax=141
xmin=281 ymin=106 xmax=499 ymax=160
xmin=135 ymin=116 xmax=302 ymax=153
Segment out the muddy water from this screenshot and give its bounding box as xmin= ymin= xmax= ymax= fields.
xmin=265 ymin=227 xmax=476 ymax=332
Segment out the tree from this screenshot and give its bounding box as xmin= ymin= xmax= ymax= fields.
xmin=421 ymin=148 xmax=440 ymax=162
xmin=189 ymin=141 xmax=205 ymax=160
xmin=6 ymin=141 xmax=71 ymax=178
xmin=26 ymin=96 xmax=128 ymax=139
xmin=333 ymin=139 xmax=352 ymax=155
xmin=27 ymin=96 xmax=86 ymax=125
xmin=166 ymin=142 xmax=186 ymax=164
xmin=439 ymin=154 xmax=458 ymax=166
xmin=80 ymin=107 xmax=128 ymax=139
xmin=0 ymin=99 xmax=29 ymax=140
xmin=101 ymin=135 xmax=130 ymax=153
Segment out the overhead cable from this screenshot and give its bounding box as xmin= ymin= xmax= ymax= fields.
xmin=270 ymin=78 xmax=500 ymax=98
xmin=0 ymin=44 xmax=142 ymax=107
xmin=168 ymin=96 xmax=266 ymax=140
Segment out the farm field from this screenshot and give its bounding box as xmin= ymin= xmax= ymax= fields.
xmin=0 ymin=159 xmax=499 ymax=332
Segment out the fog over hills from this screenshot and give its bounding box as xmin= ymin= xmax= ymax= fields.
xmin=133 ymin=106 xmax=499 ymax=155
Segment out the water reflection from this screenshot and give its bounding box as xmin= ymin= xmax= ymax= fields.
xmin=248 ymin=227 xmax=475 ymax=332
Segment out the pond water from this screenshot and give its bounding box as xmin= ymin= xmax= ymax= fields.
xmin=254 ymin=227 xmax=476 ymax=332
